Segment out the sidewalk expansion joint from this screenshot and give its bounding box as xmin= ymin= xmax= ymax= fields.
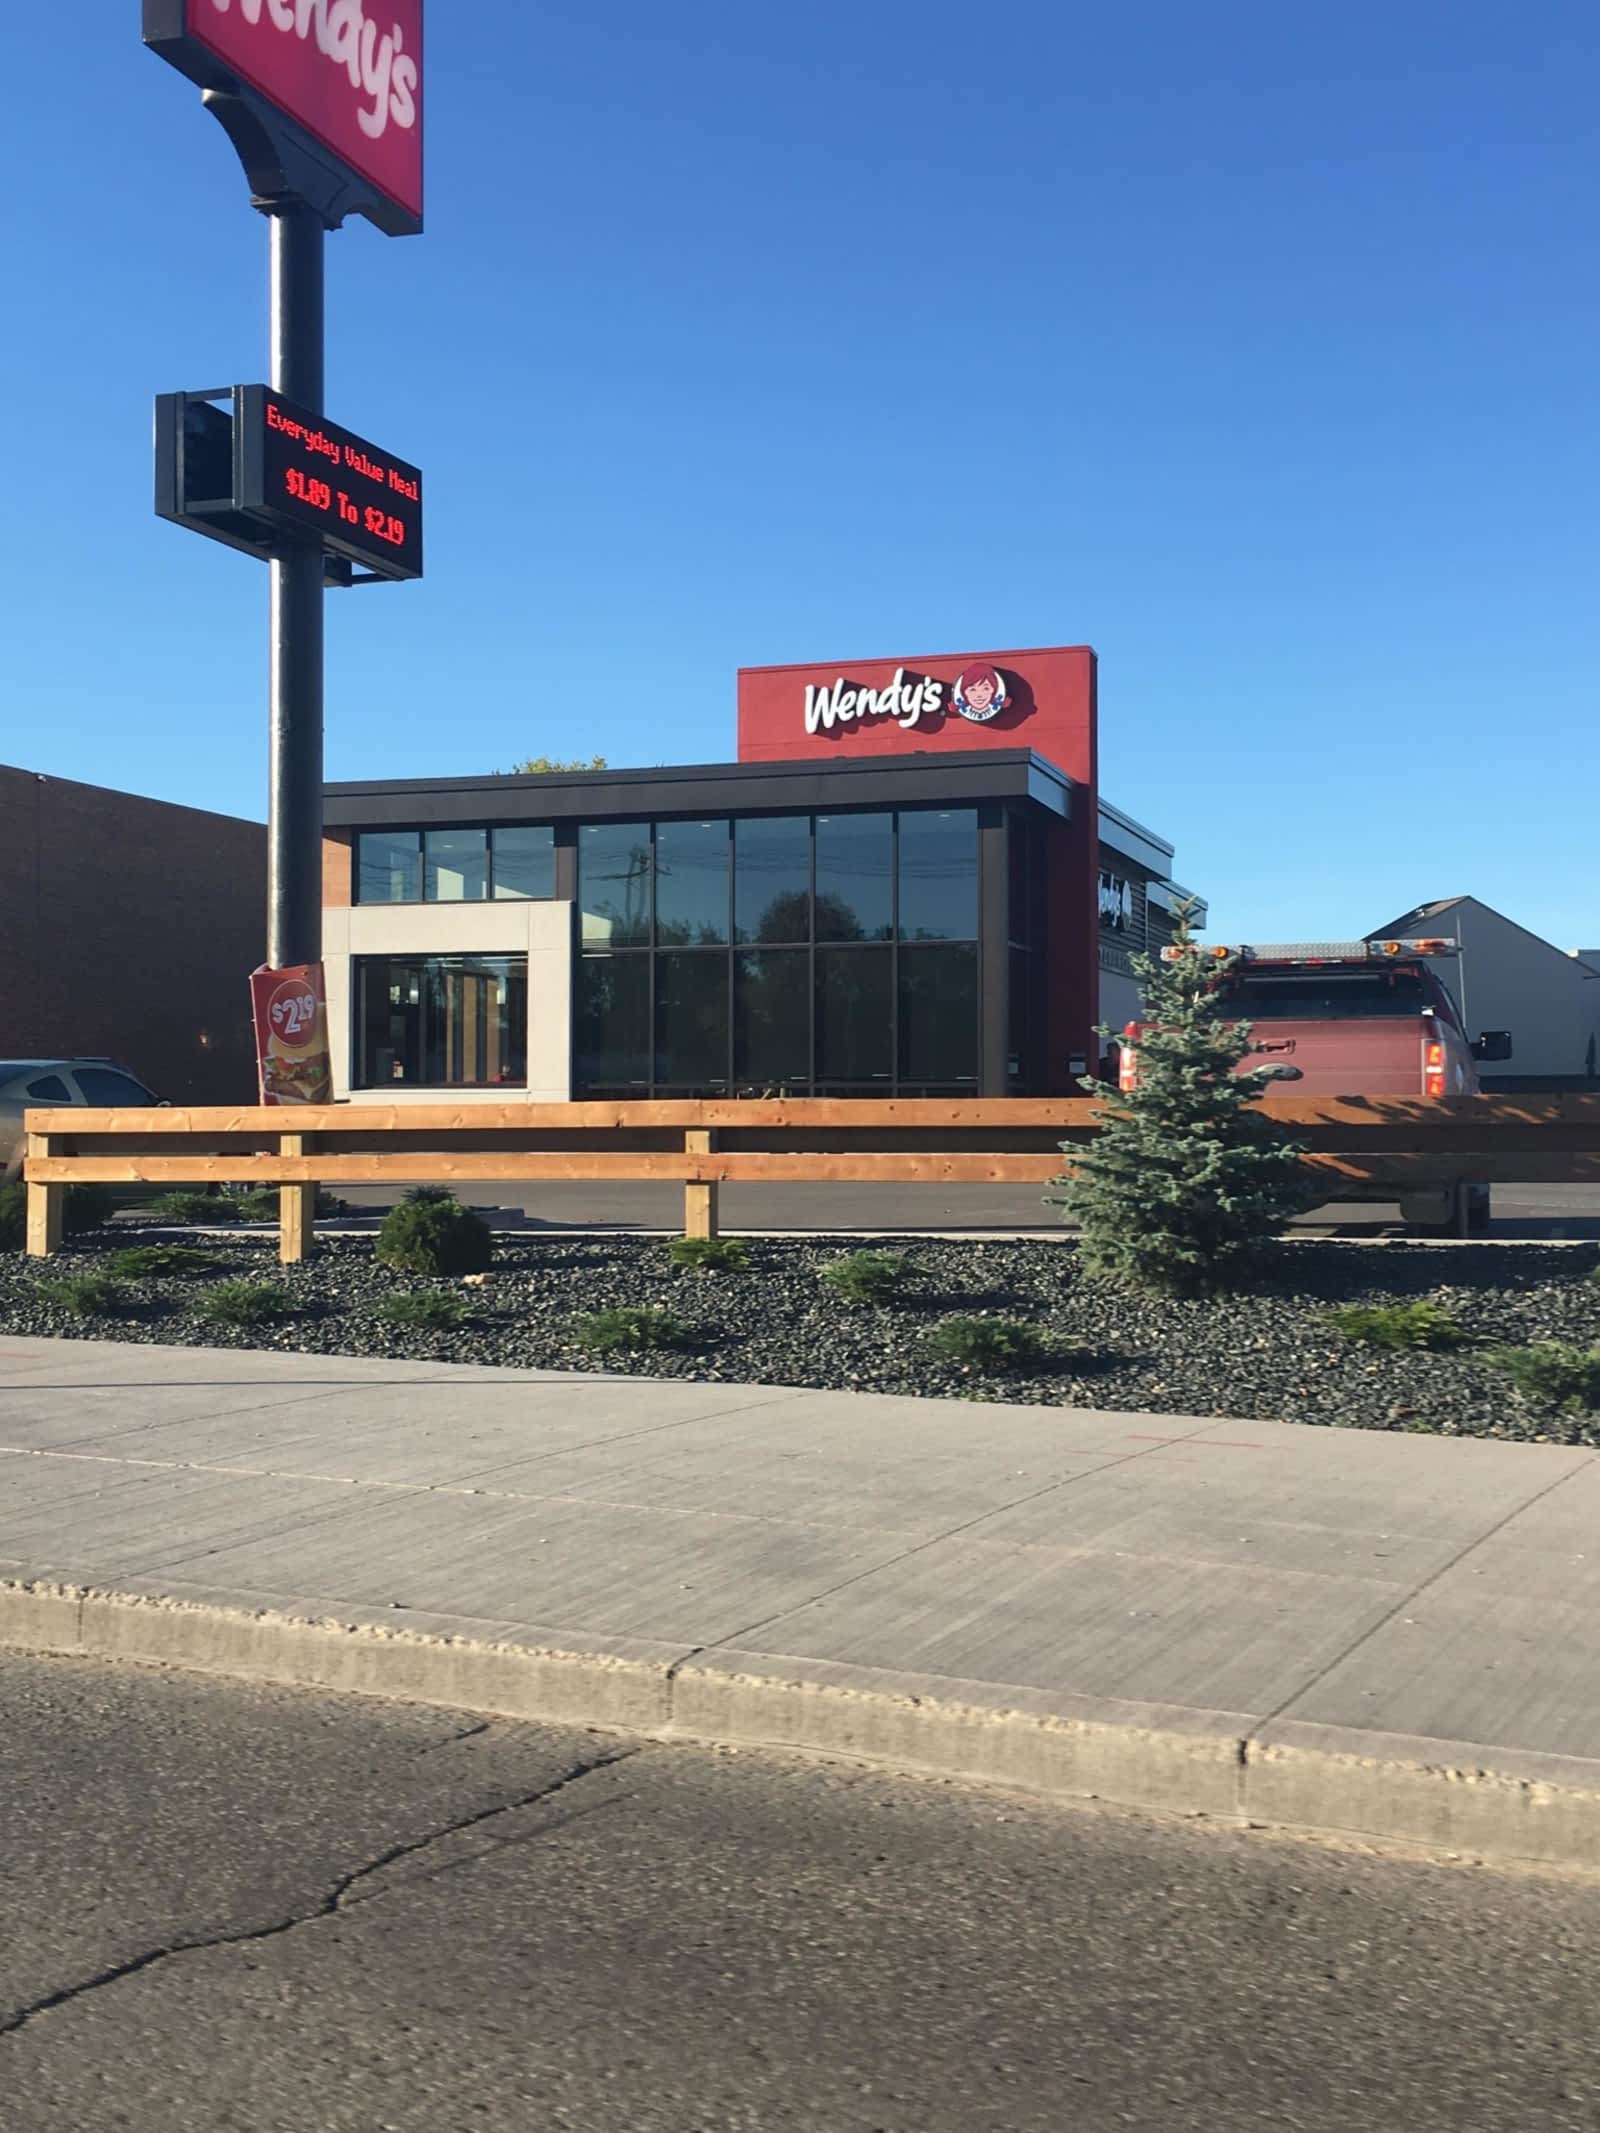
xmin=0 ymin=1742 xmax=643 ymax=2039
xmin=697 ymin=1417 xmax=1226 ymax=1657
xmin=1250 ymin=1447 xmax=1600 ymax=1741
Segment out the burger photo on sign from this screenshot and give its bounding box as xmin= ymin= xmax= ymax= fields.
xmin=263 ymin=975 xmax=332 ymax=1104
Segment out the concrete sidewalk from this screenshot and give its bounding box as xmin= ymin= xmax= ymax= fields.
xmin=2 ymin=1335 xmax=1598 ymax=1871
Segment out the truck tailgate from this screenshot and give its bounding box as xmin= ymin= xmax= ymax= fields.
xmin=1237 ymin=1017 xmax=1423 ymax=1095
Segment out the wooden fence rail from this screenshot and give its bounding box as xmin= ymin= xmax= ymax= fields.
xmin=22 ymin=1094 xmax=1600 ymax=1262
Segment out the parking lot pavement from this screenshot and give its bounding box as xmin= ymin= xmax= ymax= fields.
xmin=319 ymin=1180 xmax=1600 ymax=1239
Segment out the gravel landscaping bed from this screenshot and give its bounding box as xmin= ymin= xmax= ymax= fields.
xmin=3 ymin=1230 xmax=1600 ymax=1442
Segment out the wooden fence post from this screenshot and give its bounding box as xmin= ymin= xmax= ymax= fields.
xmin=24 ymin=1134 xmax=63 ymax=1259
xmin=278 ymin=1133 xmax=316 ymax=1265
xmin=683 ymin=1127 xmax=718 ymax=1240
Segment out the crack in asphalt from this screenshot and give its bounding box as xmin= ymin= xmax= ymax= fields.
xmin=416 ymin=1717 xmax=493 ymax=1754
xmin=0 ymin=1741 xmax=642 ymax=2039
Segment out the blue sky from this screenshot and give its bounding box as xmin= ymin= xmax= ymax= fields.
xmin=2 ymin=2 xmax=1595 ymax=947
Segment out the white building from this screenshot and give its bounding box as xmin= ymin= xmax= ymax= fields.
xmin=1369 ymin=897 xmax=1600 ymax=1088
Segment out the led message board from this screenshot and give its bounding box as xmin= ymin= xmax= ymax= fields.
xmin=238 ymin=387 xmax=422 ymax=577
xmin=155 ymin=385 xmax=422 ymax=581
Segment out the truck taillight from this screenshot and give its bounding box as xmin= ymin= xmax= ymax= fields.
xmin=1119 ymin=1025 xmax=1139 ymax=1092
xmin=1425 ymin=1040 xmax=1445 ymax=1097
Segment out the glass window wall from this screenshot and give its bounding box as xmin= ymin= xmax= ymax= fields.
xmin=734 ymin=951 xmax=810 ymax=1089
xmin=734 ymin=816 xmax=810 ymax=943
xmin=898 ymin=944 xmax=978 ymax=1087
xmin=815 ymin=947 xmax=893 ymax=1086
xmin=357 ymin=830 xmax=421 ymax=904
xmin=815 ymin=813 xmax=892 ymax=941
xmin=355 ymin=956 xmax=526 ymax=1087
xmin=356 ymin=825 xmax=555 ymax=902
xmin=424 ymin=828 xmax=488 ymax=903
xmin=573 ymin=804 xmax=995 ymax=1096
xmin=492 ymin=825 xmax=555 ymax=900
xmin=656 ymin=950 xmax=729 ymax=1088
xmin=655 ymin=819 xmax=729 ymax=945
xmin=575 ymin=954 xmax=650 ymax=1092
xmin=896 ymin=808 xmax=977 ymax=941
xmin=578 ymin=822 xmax=652 ymax=946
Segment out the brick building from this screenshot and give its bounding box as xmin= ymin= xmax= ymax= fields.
xmin=0 ymin=764 xmax=265 ymax=1102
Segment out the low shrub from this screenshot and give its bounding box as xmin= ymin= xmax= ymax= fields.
xmin=820 ymin=1250 xmax=917 ymax=1308
xmin=194 ymin=1279 xmax=294 ymax=1327
xmin=216 ymin=1187 xmax=349 ymax=1223
xmin=379 ymin=1290 xmax=469 ymax=1331
xmin=667 ymin=1236 xmax=751 ymax=1273
xmin=1327 ymin=1301 xmax=1472 ymax=1352
xmin=106 ymin=1245 xmax=226 ymax=1278
xmin=220 ymin=1186 xmax=281 ymax=1223
xmin=33 ymin=1273 xmax=129 ymax=1318
xmin=375 ymin=1194 xmax=493 ymax=1277
xmin=402 ymin=1185 xmax=458 ymax=1206
xmin=0 ymin=1179 xmax=115 ymax=1250
xmin=572 ymin=1305 xmax=690 ymax=1353
xmin=925 ymin=1315 xmax=1049 ymax=1371
xmin=147 ymin=1190 xmax=231 ymax=1225
xmin=1491 ymin=1344 xmax=1600 ymax=1413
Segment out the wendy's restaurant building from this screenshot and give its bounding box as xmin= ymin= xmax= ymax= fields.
xmin=319 ymin=645 xmax=1203 ymax=1105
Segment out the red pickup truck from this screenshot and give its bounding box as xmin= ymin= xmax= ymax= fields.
xmin=1118 ymin=938 xmax=1513 ymax=1234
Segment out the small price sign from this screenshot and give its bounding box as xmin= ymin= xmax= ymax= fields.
xmin=250 ymin=963 xmax=333 ymax=1106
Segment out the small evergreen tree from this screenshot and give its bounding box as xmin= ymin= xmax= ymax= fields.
xmin=1049 ymin=910 xmax=1314 ymax=1295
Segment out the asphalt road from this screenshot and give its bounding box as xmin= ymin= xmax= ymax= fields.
xmin=328 ymin=1180 xmax=1600 ymax=1238
xmin=4 ymin=1655 xmax=1600 ymax=2131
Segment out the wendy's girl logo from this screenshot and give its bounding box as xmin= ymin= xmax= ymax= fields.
xmin=950 ymin=662 xmax=1009 ymax=723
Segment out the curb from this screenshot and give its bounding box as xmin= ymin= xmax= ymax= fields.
xmin=8 ymin=1576 xmax=1600 ymax=1873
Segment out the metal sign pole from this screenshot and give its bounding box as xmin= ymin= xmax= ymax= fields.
xmin=266 ymin=199 xmax=325 ymax=971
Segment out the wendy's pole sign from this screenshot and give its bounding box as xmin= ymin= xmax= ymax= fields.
xmin=144 ymin=0 xmax=422 ymax=233
xmin=144 ymin=1 xmax=425 ymax=1101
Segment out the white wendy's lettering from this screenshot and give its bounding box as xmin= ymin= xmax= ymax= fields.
xmin=803 ymin=669 xmax=945 ymax=735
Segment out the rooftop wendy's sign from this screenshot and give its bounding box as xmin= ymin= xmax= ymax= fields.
xmin=144 ymin=0 xmax=424 ymax=233
xmin=737 ymin=645 xmax=1099 ymax=795
xmin=802 ymin=663 xmax=1015 ymax=736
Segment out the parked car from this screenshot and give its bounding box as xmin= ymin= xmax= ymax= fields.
xmin=0 ymin=1058 xmax=162 ymax=1183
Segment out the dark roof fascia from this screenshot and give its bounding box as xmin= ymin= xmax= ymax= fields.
xmin=324 ymin=750 xmax=1074 ymax=828
xmin=1096 ymin=797 xmax=1175 ymax=871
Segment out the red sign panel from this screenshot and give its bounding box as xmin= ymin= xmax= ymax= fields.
xmin=737 ymin=644 xmax=1098 ymax=791
xmin=167 ymin=0 xmax=423 ymax=225
xmin=250 ymin=963 xmax=334 ymax=1106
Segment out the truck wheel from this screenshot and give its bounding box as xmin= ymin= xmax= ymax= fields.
xmin=1466 ymin=1184 xmax=1492 ymax=1235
